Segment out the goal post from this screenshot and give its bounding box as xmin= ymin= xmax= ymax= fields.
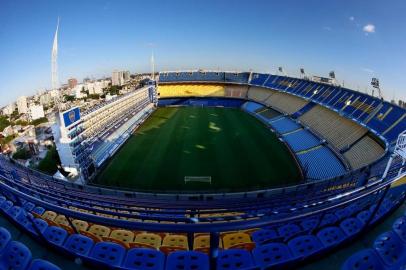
xmin=184 ymin=176 xmax=212 ymax=184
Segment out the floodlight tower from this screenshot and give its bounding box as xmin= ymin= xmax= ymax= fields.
xmin=51 ymin=17 xmax=59 ymax=91
xmin=371 ymin=78 xmax=383 ymax=100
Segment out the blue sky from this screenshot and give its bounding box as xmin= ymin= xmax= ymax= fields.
xmin=0 ymin=0 xmax=405 ymax=107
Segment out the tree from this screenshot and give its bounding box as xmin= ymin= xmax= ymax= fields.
xmin=64 ymin=95 xmax=75 ymax=102
xmin=88 ymin=94 xmax=100 ymax=100
xmin=31 ymin=117 xmax=48 ymax=126
xmin=0 ymin=116 xmax=10 ymax=132
xmin=14 ymin=120 xmax=29 ymax=126
xmin=37 ymin=146 xmax=60 ymax=174
xmin=12 ymin=148 xmax=31 ymax=160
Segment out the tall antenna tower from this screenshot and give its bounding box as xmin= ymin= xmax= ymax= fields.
xmin=150 ymin=51 xmax=155 ymax=80
xmin=51 ymin=17 xmax=59 ymax=90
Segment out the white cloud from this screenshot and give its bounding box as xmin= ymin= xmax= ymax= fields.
xmin=323 ymin=26 xmax=332 ymax=31
xmin=349 ymin=16 xmax=355 ymax=21
xmin=363 ymin=24 xmax=376 ymax=34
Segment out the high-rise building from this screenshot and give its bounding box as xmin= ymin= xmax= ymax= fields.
xmin=112 ymin=70 xmax=130 ymax=86
xmin=28 ymin=105 xmax=45 ymax=121
xmin=39 ymin=92 xmax=52 ymax=106
xmin=17 ymin=96 xmax=28 ymax=114
xmin=68 ymin=78 xmax=78 ymax=89
xmin=2 ymin=103 xmax=15 ymax=115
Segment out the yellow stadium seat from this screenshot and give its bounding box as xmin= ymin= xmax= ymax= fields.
xmin=193 ymin=234 xmax=223 ymax=254
xmin=108 ymin=229 xmax=135 ymax=248
xmin=72 ymin=220 xmax=89 ymax=232
xmin=130 ymin=233 xmax=162 ymax=249
xmin=160 ymin=235 xmax=189 ymax=254
xmin=42 ymin=211 xmax=57 ymax=221
xmin=158 ymin=84 xmax=225 ymax=98
xmin=88 ymin=224 xmax=111 ymax=238
xmin=222 ymin=232 xmax=255 ymax=251
xmin=54 ymin=215 xmax=69 ymax=226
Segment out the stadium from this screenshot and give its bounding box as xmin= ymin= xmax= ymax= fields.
xmin=0 ymin=69 xmax=405 ymax=270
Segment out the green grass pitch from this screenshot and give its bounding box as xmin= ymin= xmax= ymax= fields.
xmin=95 ymin=107 xmax=302 ymax=192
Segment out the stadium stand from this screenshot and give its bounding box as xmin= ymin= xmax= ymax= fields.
xmin=282 ymin=129 xmax=322 ymax=152
xmin=263 ymin=91 xmax=309 ymax=114
xmin=269 ymin=117 xmax=301 ymax=134
xmin=158 ymin=84 xmax=225 ymax=97
xmin=224 ymin=85 xmax=248 ymax=98
xmin=159 ymin=71 xmax=227 ymax=83
xmin=249 ymin=73 xmax=269 ymax=86
xmin=299 ymin=105 xmax=368 ymax=150
xmin=224 ymin=72 xmax=250 ymax=84
xmin=0 ymin=70 xmax=405 ymax=269
xmin=296 ymin=146 xmax=347 ymax=180
xmin=343 ymin=135 xmax=386 ymax=170
xmin=247 ymin=86 xmax=274 ymax=103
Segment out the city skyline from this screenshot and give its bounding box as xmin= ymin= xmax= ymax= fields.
xmin=1 ymin=0 xmax=406 ymax=107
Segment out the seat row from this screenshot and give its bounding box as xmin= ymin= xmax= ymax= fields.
xmin=1 ymin=189 xmax=402 ymax=270
xmin=0 ymin=226 xmax=60 ymax=270
xmin=342 ymin=211 xmax=406 ymax=270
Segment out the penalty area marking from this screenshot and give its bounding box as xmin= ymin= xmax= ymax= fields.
xmin=184 ymin=176 xmax=212 ymax=184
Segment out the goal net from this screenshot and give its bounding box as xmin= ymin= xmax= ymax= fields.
xmin=184 ymin=176 xmax=212 ymax=184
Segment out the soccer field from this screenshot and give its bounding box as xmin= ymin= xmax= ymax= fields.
xmin=95 ymin=107 xmax=302 ymax=192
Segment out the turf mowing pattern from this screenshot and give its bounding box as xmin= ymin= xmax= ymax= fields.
xmin=95 ymin=107 xmax=301 ymax=192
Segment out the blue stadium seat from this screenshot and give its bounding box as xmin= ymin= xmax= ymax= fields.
xmin=320 ymin=213 xmax=339 ymax=227
xmin=63 ymin=234 xmax=94 ymax=256
xmin=335 ymin=208 xmax=352 ymax=221
xmin=316 ymin=227 xmax=346 ymax=247
xmin=373 ymin=231 xmax=406 ymax=268
xmin=288 ymin=235 xmax=322 ymax=258
xmin=251 ymin=229 xmax=278 ymax=245
xmin=23 ymin=202 xmax=35 ymax=212
xmin=356 ymin=210 xmax=372 ymax=224
xmin=300 ymin=218 xmax=319 ymax=231
xmin=0 ymin=241 xmax=32 ymax=270
xmin=27 ymin=218 xmax=48 ymax=235
xmin=216 ymin=249 xmax=255 ymax=270
xmin=340 ymin=218 xmax=363 ymax=236
xmin=0 ymin=227 xmax=11 ymax=253
xmin=43 ymin=226 xmax=68 ymax=246
xmin=393 ymin=216 xmax=406 ymax=243
xmin=32 ymin=206 xmax=45 ymax=216
xmin=0 ymin=196 xmax=6 ymax=205
xmin=165 ymin=251 xmax=209 ymax=270
xmin=15 ymin=211 xmax=34 ymax=231
xmin=0 ymin=200 xmax=13 ymax=211
xmin=277 ymin=223 xmax=301 ymax=240
xmin=342 ymin=249 xmax=385 ymax=270
xmin=6 ymin=205 xmax=24 ymax=220
xmin=89 ymin=242 xmax=126 ymax=268
xmin=123 ymin=248 xmax=165 ymax=270
xmin=28 ymin=259 xmax=61 ymax=270
xmin=252 ymin=242 xmax=293 ymax=268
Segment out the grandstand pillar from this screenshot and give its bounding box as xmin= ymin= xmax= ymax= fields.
xmin=209 ymin=232 xmax=220 ymax=270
